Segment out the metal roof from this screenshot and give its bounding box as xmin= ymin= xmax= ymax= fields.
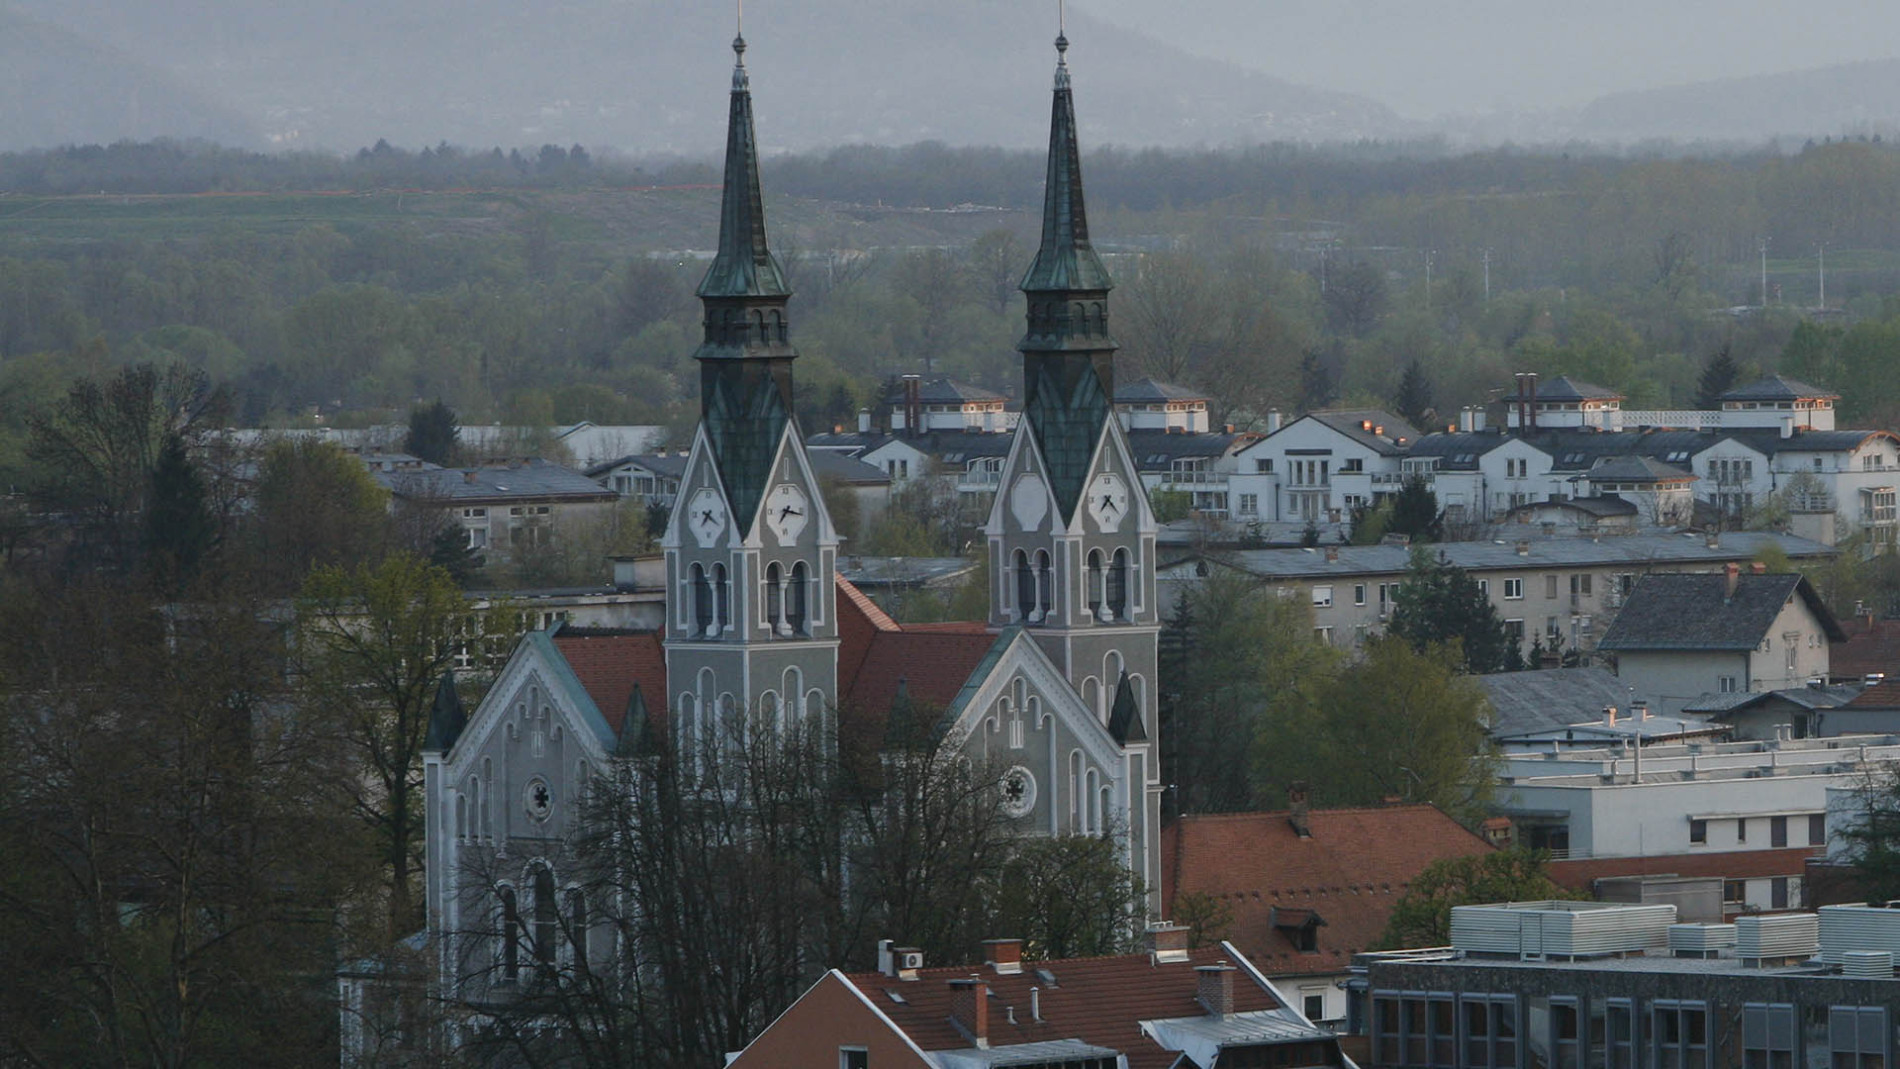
xmin=1302 ymin=409 xmax=1422 ymax=455
xmin=1597 ymin=572 xmax=1847 ymax=651
xmin=382 ymin=459 xmax=620 ymax=503
xmin=1529 ymin=375 xmax=1623 ymax=402
xmin=1115 ymin=376 xmax=1208 ymax=403
xmin=1720 ymin=374 xmax=1840 ymax=402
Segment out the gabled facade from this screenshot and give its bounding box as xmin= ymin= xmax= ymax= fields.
xmin=1230 ymin=410 xmax=1420 ymax=523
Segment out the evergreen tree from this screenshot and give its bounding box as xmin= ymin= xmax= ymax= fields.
xmin=1389 ymin=546 xmax=1514 ymax=673
xmin=141 ymin=433 xmax=215 ymax=589
xmin=1389 ymin=474 xmax=1442 ymax=542
xmin=1393 ymin=358 xmax=1434 ymax=430
xmin=427 ymin=524 xmax=483 ymax=586
xmin=1694 ymin=346 xmax=1740 ymax=410
xmin=403 ymin=399 xmax=461 ymax=466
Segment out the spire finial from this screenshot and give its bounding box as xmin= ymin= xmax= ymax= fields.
xmin=1054 ymin=1 xmax=1071 ymax=90
xmin=731 ymin=5 xmax=749 ymax=92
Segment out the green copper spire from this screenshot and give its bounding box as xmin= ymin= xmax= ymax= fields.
xmin=695 ymin=32 xmax=796 ymax=535
xmin=1019 ymin=30 xmax=1117 ymax=523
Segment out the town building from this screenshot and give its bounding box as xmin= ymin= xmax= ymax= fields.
xmin=587 ymin=448 xmax=891 ymax=541
xmin=1596 ymin=569 xmax=1845 ymax=713
xmin=1229 ymin=410 xmax=1421 ymax=524
xmin=1162 ymin=797 xmax=1494 ymax=1028
xmin=377 ymin=459 xmax=621 ymax=562
xmin=727 ymin=933 xmax=1347 ymax=1069
xmin=1493 ymin=733 xmax=1900 ymax=912
xmin=1354 ymin=899 xmax=1900 ymax=1069
xmin=1158 ymin=532 xmax=1834 ymax=661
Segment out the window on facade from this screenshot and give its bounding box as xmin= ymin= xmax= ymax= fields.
xmin=1546 ymin=575 xmax=1560 ymax=598
xmin=566 ymin=888 xmax=588 ymax=969
xmin=1771 ymin=877 xmax=1790 ymax=909
xmin=1375 ymin=996 xmax=1401 ymax=1066
xmin=1313 ymin=585 xmax=1334 ymax=608
xmin=498 ymin=885 xmax=521 ymax=982
xmin=765 ymin=563 xmax=784 ymax=634
xmin=1461 ymin=995 xmax=1519 ymax=1069
xmin=467 ymin=526 xmax=488 ymax=549
xmin=1690 ymin=819 xmax=1707 ymax=844
xmin=840 ymin=1048 xmax=869 ymax=1069
xmin=1015 ymin=551 xmax=1035 ymax=620
xmin=1239 ymin=492 xmax=1259 ymax=516
xmin=1719 ymin=676 xmax=1740 ymax=693
xmin=1505 ymin=619 xmax=1525 ymax=647
xmin=692 ymin=564 xmax=713 ymax=636
xmin=1771 ymin=815 xmax=1788 ymax=848
xmin=1108 ymin=550 xmax=1129 ymax=620
xmin=1829 ymin=1007 xmax=1888 ymax=1069
xmin=1725 ymin=880 xmax=1746 ymax=905
xmin=1652 ymin=1001 xmax=1710 ymax=1069
xmin=1355 ymin=584 xmax=1367 ymax=606
xmin=1087 ymin=551 xmax=1104 ymax=618
xmin=788 ymin=562 xmax=809 ymax=634
xmin=1036 ymin=551 xmax=1054 ymax=623
xmin=713 ymin=563 xmax=731 ymax=634
xmin=531 ymin=866 xmax=558 ymax=972
xmin=1811 ymin=813 xmax=1827 ymax=845
xmin=1504 ymin=578 xmax=1525 ymax=600
xmin=1738 ymin=817 xmax=1748 ymax=842
xmin=1551 ymin=998 xmax=1582 ymax=1069
xmin=1743 ymin=1003 xmax=1797 ymax=1069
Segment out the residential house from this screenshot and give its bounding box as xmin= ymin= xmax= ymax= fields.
xmin=380 ymin=459 xmax=621 ymax=562
xmin=1158 ymin=532 xmax=1835 ymax=661
xmin=1479 ymin=667 xmax=1649 ymax=742
xmin=1493 ymin=734 xmax=1900 ymax=911
xmin=1355 ymin=900 xmax=1900 ymax=1069
xmin=1500 ymin=496 xmax=1640 ymax=533
xmin=1680 ymin=685 xmax=1861 ymax=741
xmin=1230 ymin=410 xmax=1422 ymax=524
xmin=589 ymin=450 xmax=891 ymax=541
xmin=1576 ymin=456 xmax=1697 ymax=526
xmin=726 ymin=934 xmax=1347 ymax=1069
xmin=1162 ymin=798 xmax=1494 ymax=1028
xmin=1596 ymin=569 xmax=1846 ymax=712
xmin=1503 ymin=374 xmax=1626 ymax=431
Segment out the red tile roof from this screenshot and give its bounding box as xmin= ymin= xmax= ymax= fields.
xmin=836 ymin=575 xmax=900 ymax=687
xmin=843 ymin=945 xmax=1292 ymax=1069
xmin=1833 ymin=615 xmax=1900 ymax=683
xmin=1548 ymin=846 xmax=1821 ymax=888
xmin=1847 ymin=678 xmax=1900 ymax=709
xmin=551 ymin=629 xmax=666 ymax=735
xmin=843 ymin=630 xmax=1000 ymax=714
xmin=1164 ymin=806 xmax=1493 ymax=975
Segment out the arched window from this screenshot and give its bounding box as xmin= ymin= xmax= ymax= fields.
xmin=757 ymin=691 xmax=779 ymax=740
xmin=677 ymin=693 xmax=698 ymax=780
xmin=1069 ymin=751 xmax=1082 ymax=830
xmin=1035 ymin=551 xmax=1053 ymax=624
xmin=765 ymin=562 xmax=784 ymax=635
xmin=713 ymin=564 xmax=730 ymax=634
xmin=566 ymin=887 xmax=588 ymax=970
xmin=1100 ymin=784 xmax=1113 ymax=836
xmin=1014 ymin=550 xmax=1034 ymax=618
xmin=497 ymin=884 xmax=521 ymax=982
xmin=1108 ymin=549 xmax=1129 ymax=620
xmin=1081 ymin=677 xmax=1099 ymax=722
xmin=480 ymin=759 xmax=493 ymax=839
xmin=783 ymin=668 xmax=804 ymax=732
xmin=1085 ymin=768 xmax=1100 ymax=834
xmin=531 ymin=865 xmax=557 ymax=972
xmin=455 ymin=793 xmax=468 ymax=840
xmin=787 ymin=562 xmax=809 ymax=634
xmin=1087 ymin=550 xmax=1105 ymax=620
xmin=752 ymin=310 xmax=766 ymax=341
xmin=691 ymin=563 xmax=712 ymax=636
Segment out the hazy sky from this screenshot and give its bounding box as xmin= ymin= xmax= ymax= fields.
xmin=1078 ymin=0 xmax=1900 ymax=117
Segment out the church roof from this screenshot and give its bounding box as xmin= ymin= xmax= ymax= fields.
xmin=1019 ymin=36 xmax=1112 ymax=296
xmin=696 ymin=35 xmax=787 ymax=300
xmin=551 ymin=628 xmax=667 ymax=737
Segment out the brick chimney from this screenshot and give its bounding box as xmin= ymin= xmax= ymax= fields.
xmin=1724 ymin=561 xmax=1741 ymax=600
xmin=1287 ymin=782 xmax=1312 ymax=839
xmin=982 ymin=938 xmax=1023 ymax=976
xmin=1197 ymin=962 xmax=1236 ymax=1019
xmin=1147 ymin=922 xmax=1191 ymax=964
xmin=949 ymin=977 xmax=990 ymax=1048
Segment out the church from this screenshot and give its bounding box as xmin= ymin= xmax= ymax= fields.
xmin=417 ymin=26 xmax=1164 ymax=998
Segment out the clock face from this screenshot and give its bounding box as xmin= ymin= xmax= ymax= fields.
xmin=1087 ymin=472 xmax=1131 ymax=533
xmin=766 ymin=483 xmax=810 ymax=546
xmin=687 ymin=487 xmax=727 ymax=548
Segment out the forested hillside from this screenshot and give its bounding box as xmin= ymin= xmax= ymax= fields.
xmin=8 ymin=136 xmax=1900 ymax=493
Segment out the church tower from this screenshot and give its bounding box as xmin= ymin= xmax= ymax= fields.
xmin=987 ymin=31 xmax=1161 ymax=743
xmin=662 ymin=32 xmax=839 ymax=751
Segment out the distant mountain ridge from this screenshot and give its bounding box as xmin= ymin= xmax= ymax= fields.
xmin=0 ymin=0 xmax=1405 ymax=154
xmin=1571 ymin=58 xmax=1900 ymax=143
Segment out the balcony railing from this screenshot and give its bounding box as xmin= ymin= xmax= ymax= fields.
xmin=1163 ymin=471 xmax=1228 ymax=487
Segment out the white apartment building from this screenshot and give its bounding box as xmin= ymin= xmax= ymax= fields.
xmin=1230 ymin=410 xmax=1421 ymax=523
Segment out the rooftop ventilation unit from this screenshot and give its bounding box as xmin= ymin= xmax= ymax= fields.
xmin=1841 ymin=950 xmax=1894 ymax=979
xmin=1450 ymin=901 xmax=1675 ymax=959
xmin=1819 ymin=903 xmax=1900 ymax=964
xmin=1737 ymin=913 xmax=1819 ymax=965
xmin=1667 ymin=923 xmax=1736 ymax=958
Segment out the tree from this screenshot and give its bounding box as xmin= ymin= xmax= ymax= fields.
xmin=1322 ymin=260 xmax=1387 ymax=337
xmin=1389 ymin=474 xmax=1442 ymax=542
xmin=965 ymin=229 xmax=1024 ymax=316
xmin=402 ymin=399 xmax=460 ymax=466
xmin=1304 ymin=637 xmax=1499 ymax=825
xmin=1694 ymin=346 xmax=1740 ymax=410
xmin=297 ymin=554 xmax=508 ymax=939
xmin=991 ymin=836 xmax=1145 ymax=960
xmin=1393 ymin=358 xmax=1435 ymax=431
xmin=142 ymin=432 xmax=217 ymax=591
xmin=1381 ymin=851 xmax=1579 ymax=949
xmin=252 ymin=438 xmax=390 ymax=587
xmin=0 ymin=574 xmax=371 ymax=1066
xmin=1836 ymin=762 xmax=1900 ymax=902
xmin=1162 ymin=570 xmax=1339 ymax=815
xmin=1389 ymin=546 xmax=1515 ymax=673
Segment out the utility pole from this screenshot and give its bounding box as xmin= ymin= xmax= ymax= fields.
xmin=1482 ymin=248 xmax=1492 ymax=303
xmin=1818 ymin=243 xmax=1827 ymax=309
xmin=1424 ymin=249 xmax=1435 ymax=311
xmin=1759 ymin=238 xmax=1770 ymax=308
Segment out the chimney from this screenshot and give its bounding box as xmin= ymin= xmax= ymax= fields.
xmin=1197 ymin=962 xmax=1236 ymax=1019
xmin=1707 ymin=530 xmax=1721 ymax=549
xmin=949 ymin=978 xmax=990 ymax=1048
xmin=1287 ymin=782 xmax=1312 ymax=838
xmin=1030 ymin=986 xmax=1042 ymax=1022
xmin=1516 ymin=540 xmax=1531 ymax=556
xmin=903 ymin=375 xmax=923 ymax=437
xmin=1632 ymin=699 xmax=1650 ymax=721
xmin=1781 ymin=415 xmax=1795 ymax=439
xmin=1460 ymin=407 xmax=1474 ymax=433
xmin=1267 ymin=409 xmax=1283 ymax=434
xmin=878 ymin=939 xmax=895 ymax=977
xmin=1527 ymin=372 xmax=1539 ymax=432
xmin=858 ymin=408 xmax=872 ymax=434
xmin=1147 ymin=922 xmax=1191 ymax=964
xmin=1725 ymin=561 xmax=1741 ymax=600
xmin=1604 ymin=706 xmax=1618 ymax=726
xmin=1750 ymin=561 xmax=1767 ymax=574
xmin=1472 ymin=408 xmax=1486 ymax=433
xmin=463 ymin=469 xmax=478 ymax=484
xmin=1325 ymin=546 xmax=1339 ymax=563
xmin=983 ymin=938 xmax=1024 ymax=976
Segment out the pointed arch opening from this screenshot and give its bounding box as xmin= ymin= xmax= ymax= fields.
xmin=765 ymin=562 xmax=785 ymax=635
xmin=1014 ymin=550 xmax=1034 ymax=620
xmin=712 ymin=563 xmax=730 ymax=634
xmin=1035 ymin=550 xmax=1053 ymax=624
xmin=1108 ymin=548 xmax=1129 ymax=621
xmin=691 ymin=563 xmax=713 ymax=636
xmin=1087 ymin=549 xmax=1105 ymax=620
xmin=788 ymin=561 xmax=809 ymax=634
